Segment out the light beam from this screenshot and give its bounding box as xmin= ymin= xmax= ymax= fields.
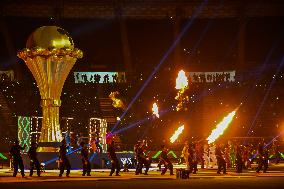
xmin=111 ymin=0 xmax=208 ymax=133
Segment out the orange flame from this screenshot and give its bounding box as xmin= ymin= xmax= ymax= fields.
xmin=152 ymin=102 xmax=159 ymax=118
xmin=170 ymin=125 xmax=184 ymax=143
xmin=207 ymin=110 xmax=236 ymax=144
xmin=175 ymin=70 xmax=188 ymax=90
xmin=109 ymin=91 xmax=125 ymax=109
xmin=175 ymin=70 xmax=189 ymax=111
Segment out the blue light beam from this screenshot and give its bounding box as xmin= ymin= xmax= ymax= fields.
xmin=240 ymin=35 xmax=283 ymax=104
xmin=191 ymin=0 xmax=224 ymax=55
xmin=43 ymin=147 xmax=82 ymax=166
xmin=251 ymin=129 xmax=284 ymax=160
xmin=111 ymin=0 xmax=209 ymax=133
xmin=89 ymin=152 xmax=98 ymax=162
xmin=113 ymin=108 xmax=173 ymax=134
xmin=246 ymin=56 xmax=284 ymax=137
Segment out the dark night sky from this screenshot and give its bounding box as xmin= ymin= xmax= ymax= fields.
xmin=0 ymin=16 xmax=284 ymax=72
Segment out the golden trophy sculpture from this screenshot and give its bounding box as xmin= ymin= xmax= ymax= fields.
xmin=18 ymin=26 xmax=83 ymax=150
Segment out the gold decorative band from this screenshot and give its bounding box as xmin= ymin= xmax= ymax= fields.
xmin=41 ymin=99 xmax=62 ymax=107
xmin=17 ymin=47 xmax=83 ymax=59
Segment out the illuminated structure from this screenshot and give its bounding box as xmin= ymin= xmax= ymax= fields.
xmin=89 ymin=118 xmax=108 ymax=153
xmin=17 ymin=116 xmax=31 ymax=152
xmin=17 ymin=26 xmax=83 ymax=145
xmin=17 ymin=116 xmax=42 ymax=152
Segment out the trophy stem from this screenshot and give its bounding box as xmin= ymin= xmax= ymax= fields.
xmin=39 ymin=99 xmax=62 ymax=143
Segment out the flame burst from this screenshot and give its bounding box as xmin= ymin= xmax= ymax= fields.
xmin=170 ymin=125 xmax=184 ymax=143
xmin=175 ymin=70 xmax=189 ymax=111
xmin=109 ymin=91 xmax=125 ymax=109
xmin=152 ymin=102 xmax=159 ymax=118
xmin=175 ymin=70 xmax=188 ymax=90
xmin=207 ymin=110 xmax=236 ymax=144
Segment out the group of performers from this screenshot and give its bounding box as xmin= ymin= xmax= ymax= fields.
xmin=133 ymin=140 xmax=174 ymax=175
xmin=8 ymin=138 xmax=281 ymax=177
xmin=180 ymin=139 xmax=281 ymax=174
xmin=9 ymin=138 xmax=118 ymax=177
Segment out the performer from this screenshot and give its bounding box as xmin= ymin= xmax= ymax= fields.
xmin=65 ymin=130 xmax=72 ymax=151
xmin=141 ymin=140 xmax=151 ymax=173
xmin=246 ymin=144 xmax=253 ymax=169
xmin=9 ymin=139 xmax=25 ymax=177
xmin=190 ymin=143 xmax=198 ymax=174
xmin=59 ymin=139 xmax=71 ymax=177
xmin=209 ymin=144 xmax=217 ymax=168
xmin=235 ymin=145 xmax=243 ymax=173
xmin=80 ymin=142 xmax=91 ymax=176
xmin=215 ymin=143 xmax=227 ymax=174
xmin=107 ymin=141 xmax=120 ymax=176
xmin=229 ymin=141 xmax=236 ymax=168
xmin=135 ymin=140 xmax=150 ymax=175
xmin=90 ymin=136 xmax=97 ymax=153
xmin=242 ymin=145 xmax=249 ymax=169
xmin=157 ymin=156 xmax=164 ymax=171
xmin=95 ymin=137 xmax=103 ymax=153
xmin=256 ymin=141 xmax=268 ymax=173
xmin=76 ymin=132 xmax=84 ymax=147
xmin=28 ymin=141 xmax=41 ymax=177
xmin=188 ymin=143 xmax=198 ymax=174
xmin=203 ymin=143 xmax=210 ymax=168
xmin=272 ymin=140 xmax=280 ymax=164
xmin=181 ymin=141 xmax=190 ymax=169
xmin=134 ymin=141 xmax=141 ymax=173
xmin=224 ymin=146 xmax=231 ymax=168
xmin=160 ymin=145 xmax=174 ymax=175
xmin=106 ymin=131 xmax=114 ymax=145
xmin=196 ymin=141 xmax=204 ymax=169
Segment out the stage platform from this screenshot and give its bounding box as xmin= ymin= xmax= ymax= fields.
xmin=22 ymin=152 xmax=135 ymax=170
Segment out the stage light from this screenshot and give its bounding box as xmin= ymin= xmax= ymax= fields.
xmin=0 ymin=153 xmax=8 ymax=160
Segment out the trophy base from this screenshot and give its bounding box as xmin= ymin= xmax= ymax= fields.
xmin=37 ymin=142 xmax=61 ymax=152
